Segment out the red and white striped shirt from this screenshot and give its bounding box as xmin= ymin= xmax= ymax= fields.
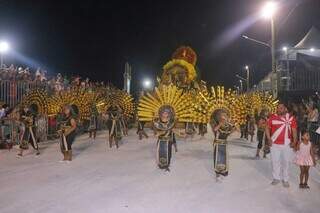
xmin=267 ymin=113 xmax=297 ymax=145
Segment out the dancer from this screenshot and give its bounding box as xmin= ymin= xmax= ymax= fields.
xmin=88 ymin=110 xmax=97 ymax=140
xmin=17 ymin=107 xmax=40 ymax=157
xmin=137 ymin=120 xmax=148 ymax=140
xmin=256 ymin=113 xmax=267 ymax=159
xmin=198 ymin=123 xmax=207 ymax=137
xmin=248 ymin=116 xmax=255 ymax=142
xmin=294 ymin=131 xmax=316 ymax=189
xmin=265 ymin=103 xmax=297 ymax=187
xmin=58 ymin=105 xmax=77 ymax=162
xmin=153 ymin=107 xmax=176 ymax=170
xmin=107 ymin=104 xmax=123 ymax=148
xmin=211 ymin=110 xmax=235 ymax=178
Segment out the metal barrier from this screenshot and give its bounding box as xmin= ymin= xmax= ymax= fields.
xmin=0 ymin=80 xmax=48 ymax=107
xmin=0 ymin=116 xmax=52 ymax=148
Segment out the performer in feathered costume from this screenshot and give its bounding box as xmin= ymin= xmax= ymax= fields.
xmin=138 ymin=84 xmax=196 ymax=170
xmin=193 ymin=86 xmax=246 ymax=179
xmin=58 ymin=105 xmax=77 ymax=162
xmin=88 ymin=106 xmax=98 ymax=140
xmin=106 ymin=104 xmax=123 ymax=148
xmin=99 ymin=88 xmax=134 ymax=148
xmin=17 ymin=106 xmax=40 ymax=157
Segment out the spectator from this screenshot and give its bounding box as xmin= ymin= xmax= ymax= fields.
xmin=265 ymin=103 xmax=297 ymax=188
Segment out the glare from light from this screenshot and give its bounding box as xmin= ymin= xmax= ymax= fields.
xmin=282 ymin=46 xmax=288 ymax=52
xmin=0 ymin=41 xmax=9 ymax=53
xmin=310 ymin=48 xmax=315 ymax=52
xmin=261 ymin=1 xmax=277 ymax=19
xmin=245 ymin=65 xmax=249 ymax=70
xmin=143 ymin=79 xmax=152 ymax=88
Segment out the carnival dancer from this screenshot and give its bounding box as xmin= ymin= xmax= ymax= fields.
xmin=17 ymin=107 xmax=40 ymax=157
xmin=211 ymin=110 xmax=235 ymax=178
xmin=265 ymin=103 xmax=297 ymax=187
xmin=248 ymin=116 xmax=255 ymax=142
xmin=120 ymin=114 xmax=128 ymax=136
xmin=137 ymin=120 xmax=148 ymax=140
xmin=256 ymin=113 xmax=268 ymax=159
xmin=294 ymin=131 xmax=316 ymax=189
xmin=153 ymin=107 xmax=176 ymax=170
xmin=88 ymin=109 xmax=97 ymax=140
xmin=58 ymin=105 xmax=77 ymax=162
xmin=107 ymin=104 xmax=123 ymax=148
xmin=198 ymin=123 xmax=207 ymax=137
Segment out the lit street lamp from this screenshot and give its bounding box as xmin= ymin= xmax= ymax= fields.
xmin=0 ymin=41 xmax=10 ymax=68
xmin=261 ymin=1 xmax=277 ymax=97
xmin=143 ymin=79 xmax=152 ymax=90
xmin=245 ymin=65 xmax=250 ymax=92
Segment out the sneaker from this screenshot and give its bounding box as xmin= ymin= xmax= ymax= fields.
xmin=282 ymin=181 xmax=290 ymax=188
xmin=271 ymin=179 xmax=280 ymax=185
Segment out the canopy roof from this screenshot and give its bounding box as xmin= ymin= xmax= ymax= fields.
xmin=294 ymin=26 xmax=320 ymax=49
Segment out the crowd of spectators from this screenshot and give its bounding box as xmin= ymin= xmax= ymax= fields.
xmin=0 ymin=64 xmax=108 ymax=95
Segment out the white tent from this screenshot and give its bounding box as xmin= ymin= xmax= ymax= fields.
xmin=294 ymin=26 xmax=320 ymax=49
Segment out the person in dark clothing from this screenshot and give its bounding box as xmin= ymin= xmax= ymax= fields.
xmin=256 ymin=114 xmax=267 ymax=159
xmin=17 ymin=107 xmax=39 ymax=157
xmin=137 ymin=120 xmax=148 ymax=140
xmin=58 ymin=105 xmax=77 ymax=162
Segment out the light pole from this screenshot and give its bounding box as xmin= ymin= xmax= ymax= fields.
xmin=0 ymin=41 xmax=10 ymax=68
xmin=261 ymin=1 xmax=277 ymax=98
xmin=245 ymin=65 xmax=250 ymax=92
xmin=239 ymin=80 xmax=243 ymax=93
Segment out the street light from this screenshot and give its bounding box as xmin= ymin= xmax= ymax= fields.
xmin=143 ymin=79 xmax=152 ymax=89
xmin=261 ymin=1 xmax=277 ymax=19
xmin=0 ymin=41 xmax=10 ymax=68
xmin=239 ymin=80 xmax=243 ymax=93
xmin=245 ymin=65 xmax=250 ymax=92
xmin=310 ymin=48 xmax=315 ymax=52
xmin=261 ymin=1 xmax=278 ymax=98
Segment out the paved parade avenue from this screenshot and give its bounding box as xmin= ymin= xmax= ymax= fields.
xmin=1 ymin=130 xmax=320 ymax=213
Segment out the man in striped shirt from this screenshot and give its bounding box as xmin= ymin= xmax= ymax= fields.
xmin=265 ymin=103 xmax=297 ymax=188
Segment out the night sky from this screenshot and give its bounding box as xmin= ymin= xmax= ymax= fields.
xmin=0 ymin=0 xmax=319 ymax=93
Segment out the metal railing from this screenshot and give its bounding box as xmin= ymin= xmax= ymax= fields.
xmin=0 ymin=80 xmax=48 ymax=107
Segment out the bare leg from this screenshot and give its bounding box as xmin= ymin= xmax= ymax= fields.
xmin=299 ymin=166 xmax=304 ymax=185
xmin=304 ymin=166 xmax=310 ymax=187
xmin=115 ymin=138 xmax=119 ymax=149
xmin=109 ymin=135 xmax=112 ymax=148
xmin=17 ymin=149 xmax=23 ymax=157
xmin=256 ymin=149 xmax=260 ymax=157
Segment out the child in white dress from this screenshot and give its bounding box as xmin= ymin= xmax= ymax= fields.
xmin=294 ymin=131 xmax=316 ymax=189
